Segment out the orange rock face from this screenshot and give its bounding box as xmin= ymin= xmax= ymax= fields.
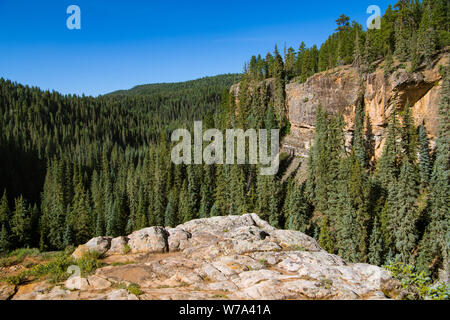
xmin=232 ymin=52 xmax=448 ymax=160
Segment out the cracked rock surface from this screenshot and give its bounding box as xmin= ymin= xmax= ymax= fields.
xmin=11 ymin=214 xmax=397 ymax=300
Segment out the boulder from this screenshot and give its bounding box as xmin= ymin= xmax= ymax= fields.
xmin=166 ymin=228 xmax=191 ymax=252
xmin=65 ymin=277 xmax=90 ymax=291
xmin=268 ymin=229 xmax=323 ymax=252
xmin=101 ymin=289 xmax=139 ymax=301
xmin=87 ymin=275 xmax=112 ymax=290
xmin=72 ymin=236 xmax=112 ymax=260
xmin=0 ymin=284 xmax=16 ymax=300
xmin=128 ymin=227 xmax=169 ymax=254
xmin=106 ymin=236 xmax=129 ymax=256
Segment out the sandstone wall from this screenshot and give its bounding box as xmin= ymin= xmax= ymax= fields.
xmin=283 ymin=54 xmax=448 ymax=158
xmin=231 ymin=53 xmax=448 ymax=160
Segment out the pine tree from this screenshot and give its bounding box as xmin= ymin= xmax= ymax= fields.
xmin=353 ymin=103 xmax=367 ymax=168
xmin=214 ymin=165 xmax=229 ymax=216
xmin=209 ymin=204 xmax=219 ymax=218
xmin=272 ymin=45 xmax=286 ymax=127
xmin=353 ymin=28 xmax=362 ymax=70
xmin=319 ymin=216 xmax=334 ymax=254
xmin=418 ymin=124 xmax=432 ymax=186
xmin=268 ymin=178 xmax=280 ymax=228
xmin=0 ymin=192 xmax=12 ymax=250
xmin=377 ymin=110 xmax=402 ymax=190
xmin=364 ymin=29 xmax=375 ymax=69
xmin=409 ymin=33 xmax=420 ymax=72
xmin=401 ymin=103 xmax=418 ymax=162
xmin=91 ymin=170 xmax=105 ymax=237
xmin=136 ymin=188 xmax=148 ymax=230
xmin=393 ymin=160 xmax=420 ymax=264
xmin=164 ymin=190 xmax=178 ymax=227
xmin=63 ymin=217 xmax=74 ymax=248
xmin=384 ymin=46 xmax=394 ymax=76
xmin=394 ymin=1 xmax=412 ymax=62
xmin=283 ymin=180 xmax=311 ymax=233
xmin=0 ymin=224 xmax=10 ymax=253
xmin=418 ymin=0 xmax=437 ymax=68
xmin=336 ymin=199 xmax=360 ymax=263
xmin=199 ymin=165 xmax=214 ymax=218
xmin=417 ymin=67 xmax=449 ymax=274
xmin=11 ymin=196 xmax=31 ymax=247
xmin=179 ymin=181 xmax=192 ymax=223
xmin=368 ymin=218 xmax=384 ymax=266
xmin=348 ymin=158 xmax=370 ymax=261
xmin=72 ymin=177 xmax=92 ymax=242
xmin=230 ymin=165 xmax=246 ymax=215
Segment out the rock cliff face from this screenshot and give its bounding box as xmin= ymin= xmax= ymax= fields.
xmin=234 ymin=53 xmax=448 ymax=160
xmin=9 ymin=215 xmax=401 ymax=300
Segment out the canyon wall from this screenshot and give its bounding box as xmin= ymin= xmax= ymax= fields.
xmin=232 ymin=52 xmax=448 ymax=161
xmin=284 ymin=53 xmax=448 ymax=158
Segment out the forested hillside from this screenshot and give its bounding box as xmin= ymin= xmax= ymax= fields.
xmin=0 ymin=0 xmax=448 ymax=280
xmin=108 ymin=74 xmax=240 ymax=97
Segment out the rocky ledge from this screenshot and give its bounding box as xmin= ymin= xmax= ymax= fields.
xmin=11 ymin=214 xmax=401 ymax=300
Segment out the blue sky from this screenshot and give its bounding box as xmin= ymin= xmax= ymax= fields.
xmin=0 ymin=0 xmax=393 ymax=96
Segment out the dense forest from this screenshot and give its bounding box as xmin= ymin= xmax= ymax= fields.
xmin=0 ymin=0 xmax=448 ymax=279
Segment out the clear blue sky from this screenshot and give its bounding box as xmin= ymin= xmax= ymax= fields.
xmin=0 ymin=0 xmax=393 ymax=96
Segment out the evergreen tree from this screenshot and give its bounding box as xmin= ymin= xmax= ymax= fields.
xmin=283 ymin=180 xmax=311 ymax=233
xmin=418 ymin=0 xmax=437 ymax=68
xmin=393 ymin=160 xmax=420 ymax=264
xmin=353 ymin=103 xmax=367 ymax=168
xmin=179 ymin=181 xmax=192 ymax=223
xmin=353 ymin=28 xmax=362 ymax=70
xmin=384 ymin=46 xmax=394 ymax=76
xmin=409 ymin=33 xmax=420 ymax=72
xmin=319 ymin=216 xmax=334 ymax=254
xmin=417 ymin=67 xmax=449 ymax=274
xmin=418 ymin=124 xmax=432 ymax=186
xmin=164 ymin=190 xmax=178 ymax=227
xmin=377 ymin=110 xmax=402 ymax=190
xmin=368 ymin=218 xmax=384 ymax=266
xmin=0 ymin=191 xmax=11 ymax=232
xmin=63 ymin=216 xmax=74 ymax=248
xmin=394 ymin=0 xmax=412 ymax=62
xmin=268 ymin=178 xmax=280 ymax=228
xmin=11 ymin=196 xmax=31 ymax=247
xmin=209 ymin=204 xmax=219 ymax=218
xmin=0 ymin=223 xmax=10 ymax=253
xmin=401 ymin=103 xmax=418 ymax=162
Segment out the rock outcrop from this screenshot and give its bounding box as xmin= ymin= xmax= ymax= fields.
xmin=285 ymin=56 xmax=447 ymax=159
xmin=232 ymin=52 xmax=449 ymax=161
xmin=11 ymin=214 xmax=400 ymax=300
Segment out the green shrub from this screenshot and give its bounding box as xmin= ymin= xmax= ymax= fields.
xmin=427 ymin=283 xmax=450 ymax=301
xmin=0 ymin=256 xmax=21 ymax=268
xmin=127 ymin=283 xmax=143 ymax=296
xmin=0 ymin=248 xmax=42 ymax=267
xmin=122 ymin=244 xmax=131 ymax=255
xmin=384 ymin=261 xmax=449 ymax=300
xmin=6 ymin=273 xmax=27 ymax=286
xmin=26 ymin=252 xmax=74 ymax=283
xmin=8 ymin=248 xmax=41 ymax=260
xmin=77 ymin=251 xmax=103 ymax=276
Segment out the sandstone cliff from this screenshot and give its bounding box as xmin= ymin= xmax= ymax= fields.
xmin=233 ymin=52 xmax=449 ymax=161
xmin=4 ymin=214 xmax=402 ymax=300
